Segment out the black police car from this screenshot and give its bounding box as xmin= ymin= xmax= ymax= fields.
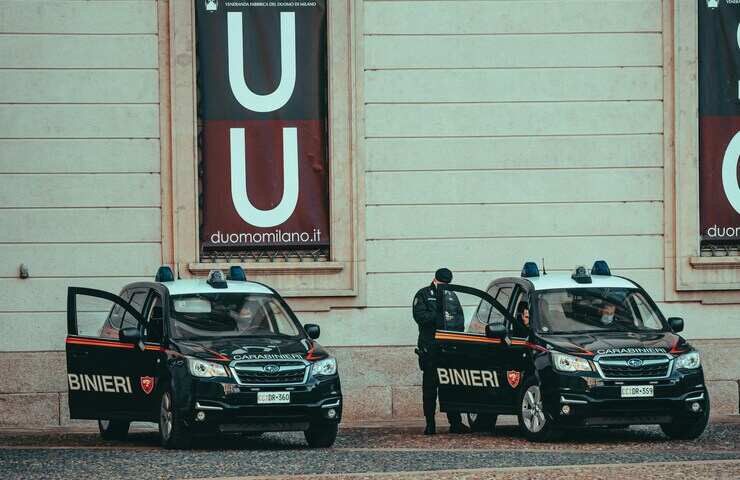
xmin=432 ymin=261 xmax=709 ymax=441
xmin=65 ymin=266 xmax=342 ymax=448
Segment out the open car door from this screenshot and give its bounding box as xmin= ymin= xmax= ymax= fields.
xmin=434 ymin=284 xmax=523 ymax=415
xmin=66 ymin=287 xmax=159 ymax=421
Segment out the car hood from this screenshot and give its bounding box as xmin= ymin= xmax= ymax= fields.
xmin=538 ymin=331 xmax=686 ymax=356
xmin=170 ymin=336 xmax=328 ymax=361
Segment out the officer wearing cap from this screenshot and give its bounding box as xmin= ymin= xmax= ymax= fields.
xmin=412 ymin=268 xmax=469 ymax=435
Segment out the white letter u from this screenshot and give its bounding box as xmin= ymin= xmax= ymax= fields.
xmin=230 ymin=127 xmax=299 ymax=228
xmin=227 ymin=11 xmax=296 ymax=113
xmin=722 ymin=131 xmax=740 ymax=214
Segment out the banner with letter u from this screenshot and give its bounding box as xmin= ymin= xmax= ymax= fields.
xmin=699 ymin=0 xmax=740 ymax=243
xmin=196 ymin=0 xmax=329 ymax=251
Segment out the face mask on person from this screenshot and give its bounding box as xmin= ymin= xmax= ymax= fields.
xmin=601 ymin=314 xmax=614 ymax=324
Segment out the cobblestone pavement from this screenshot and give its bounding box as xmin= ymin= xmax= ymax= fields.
xmin=0 ymin=419 xmax=737 ymax=479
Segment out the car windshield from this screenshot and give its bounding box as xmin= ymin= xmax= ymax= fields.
xmin=168 ymin=293 xmax=302 ymax=340
xmin=533 ymin=288 xmax=666 ymax=334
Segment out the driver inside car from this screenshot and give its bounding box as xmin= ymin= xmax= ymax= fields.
xmin=511 ymin=302 xmax=531 ymax=338
xmin=598 ymin=301 xmax=617 ymax=325
xmin=232 ymin=301 xmax=269 ymax=334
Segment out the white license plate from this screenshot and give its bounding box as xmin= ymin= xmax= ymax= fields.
xmin=620 ymin=385 xmax=654 ymax=398
xmin=257 ymin=391 xmax=290 ymax=404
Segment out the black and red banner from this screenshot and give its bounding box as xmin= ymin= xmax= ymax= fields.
xmin=196 ymin=0 xmax=329 ymax=250
xmin=699 ymin=1 xmax=740 ymax=242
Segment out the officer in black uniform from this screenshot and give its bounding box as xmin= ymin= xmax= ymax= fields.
xmin=412 ymin=268 xmax=470 ymax=435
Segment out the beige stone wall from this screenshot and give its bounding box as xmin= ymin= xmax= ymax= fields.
xmin=0 ymin=0 xmax=162 ymax=352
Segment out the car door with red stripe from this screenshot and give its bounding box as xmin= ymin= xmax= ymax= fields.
xmin=434 ymin=284 xmax=514 ymax=415
xmin=66 ymin=287 xmax=159 ymax=421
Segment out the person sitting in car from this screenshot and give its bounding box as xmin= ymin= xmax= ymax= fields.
xmin=598 ymin=301 xmax=617 ymax=326
xmin=511 ymin=302 xmax=531 ymax=338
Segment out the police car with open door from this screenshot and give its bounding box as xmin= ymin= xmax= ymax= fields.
xmin=433 ymin=261 xmax=709 ymax=441
xmin=65 ymin=266 xmax=342 ymax=449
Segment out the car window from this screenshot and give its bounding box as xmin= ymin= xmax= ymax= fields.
xmin=488 ymin=285 xmax=512 ymax=326
xmin=510 ymin=289 xmax=531 ymax=337
xmin=169 ymin=293 xmax=302 ymax=340
xmin=465 ymin=284 xmax=511 ymax=333
xmin=535 ymin=288 xmax=666 ymax=334
xmin=99 ymin=289 xmax=131 ymax=339
xmin=144 ymin=291 xmax=164 ymax=343
xmin=630 ymin=292 xmax=664 ymax=330
xmin=121 ymin=290 xmax=147 ymax=329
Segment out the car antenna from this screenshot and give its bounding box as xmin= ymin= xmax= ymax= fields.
xmin=541 ymin=258 xmax=547 ymax=275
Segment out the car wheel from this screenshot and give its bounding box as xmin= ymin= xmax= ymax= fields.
xmin=660 ymin=400 xmax=710 ymax=440
xmin=466 ymin=413 xmax=497 ymax=433
xmin=304 ymin=422 xmax=338 ymax=448
xmin=159 ymin=390 xmax=191 ymax=449
xmin=97 ymin=419 xmax=130 ymax=441
xmin=517 ymin=377 xmax=557 ymax=442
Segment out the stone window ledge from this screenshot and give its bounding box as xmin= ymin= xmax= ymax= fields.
xmin=189 ymin=262 xmax=344 ymax=276
xmin=689 ymin=256 xmax=740 ymax=270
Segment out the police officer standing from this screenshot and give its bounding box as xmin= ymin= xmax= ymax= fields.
xmin=413 ymin=268 xmax=470 ymax=435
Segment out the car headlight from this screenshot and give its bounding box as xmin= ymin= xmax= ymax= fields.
xmin=552 ymin=352 xmax=592 ymax=372
xmin=187 ymin=358 xmax=229 ymax=378
xmin=311 ymin=357 xmax=337 ymax=377
xmin=675 ymin=351 xmax=701 ymax=370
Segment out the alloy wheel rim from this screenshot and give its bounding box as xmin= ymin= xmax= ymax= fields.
xmin=521 ymin=385 xmax=546 ymax=433
xmin=160 ymin=393 xmax=173 ymax=440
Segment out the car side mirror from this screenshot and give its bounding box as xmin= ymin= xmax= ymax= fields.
xmin=119 ymin=327 xmax=142 ymax=344
xmin=304 ymin=324 xmax=320 ymax=339
xmin=668 ymin=317 xmax=684 ymax=333
xmin=485 ymin=323 xmax=507 ymax=339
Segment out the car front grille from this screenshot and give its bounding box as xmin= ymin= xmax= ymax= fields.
xmin=232 ymin=361 xmax=307 ymax=385
xmin=596 ymin=354 xmax=671 ymax=379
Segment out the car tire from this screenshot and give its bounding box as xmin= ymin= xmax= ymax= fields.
xmin=304 ymin=422 xmax=338 ymax=448
xmin=660 ymin=399 xmax=710 ymax=440
xmin=517 ymin=377 xmax=557 ymax=442
xmin=466 ymin=413 xmax=497 ymax=433
xmin=159 ymin=390 xmax=191 ymax=449
xmin=97 ymin=419 xmax=130 ymax=441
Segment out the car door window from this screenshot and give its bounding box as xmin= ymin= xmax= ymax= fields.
xmin=509 ymin=288 xmax=531 ymax=338
xmin=488 ymin=284 xmax=513 ymax=327
xmin=99 ymin=289 xmax=131 ymax=339
xmin=439 ymin=284 xmax=512 ymax=333
xmin=144 ymin=291 xmax=164 ymax=343
xmin=121 ymin=290 xmax=147 ymax=330
xmin=466 ymin=284 xmax=513 ymax=333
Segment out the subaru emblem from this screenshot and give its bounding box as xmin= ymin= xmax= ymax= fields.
xmin=263 ymin=364 xmax=280 ymax=373
xmin=627 ymin=358 xmax=643 ymax=368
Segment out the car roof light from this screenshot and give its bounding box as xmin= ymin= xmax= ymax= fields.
xmin=228 ymin=266 xmax=247 ymax=281
xmin=155 ymin=266 xmax=174 ymax=282
xmin=521 ymin=261 xmax=540 ymax=278
xmin=591 ymin=260 xmax=611 ymax=276
xmin=206 ymin=270 xmax=228 ymax=289
xmin=571 ymin=266 xmax=592 ymax=284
